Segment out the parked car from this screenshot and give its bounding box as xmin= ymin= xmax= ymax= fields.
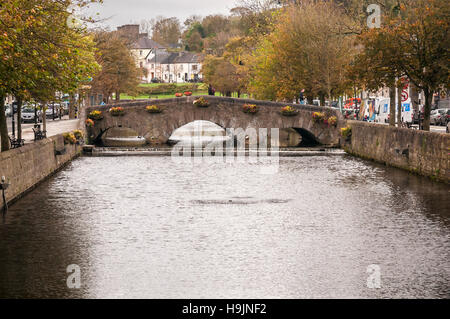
xmin=442 ymin=109 xmax=450 ymax=126
xmin=430 ymin=109 xmax=441 ymax=125
xmin=43 ymin=105 xmax=53 ymax=118
xmin=329 ymin=101 xmax=339 ymax=108
xmin=439 ymin=109 xmax=450 ymax=126
xmin=447 ymin=121 xmax=450 ymax=133
xmin=430 ymin=109 xmax=447 ymax=125
xmin=21 ymin=107 xmax=42 ymax=123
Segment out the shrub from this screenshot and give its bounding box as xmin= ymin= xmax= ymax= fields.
xmin=109 ymin=106 xmax=125 ymax=116
xmin=242 ymin=104 xmax=259 ymax=114
xmin=193 ymin=97 xmax=209 ymax=107
xmin=341 ymin=126 xmax=352 ymax=138
xmin=85 ymin=119 xmax=94 ymax=127
xmin=137 ymin=83 xmax=200 ymax=96
xmin=280 ymin=105 xmax=298 ymax=116
xmin=146 ymin=105 xmax=162 ymax=113
xmin=88 ymin=110 xmax=103 ymax=120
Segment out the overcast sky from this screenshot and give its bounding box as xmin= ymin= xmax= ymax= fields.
xmin=84 ymin=0 xmax=236 ymax=30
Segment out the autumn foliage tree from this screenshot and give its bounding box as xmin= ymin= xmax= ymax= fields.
xmin=354 ymin=0 xmax=449 ymax=130
xmin=248 ymin=1 xmax=355 ymax=102
xmin=90 ymin=31 xmax=143 ymax=103
xmin=0 ymin=0 xmax=101 ymax=152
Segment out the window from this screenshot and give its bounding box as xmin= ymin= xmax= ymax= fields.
xmin=192 ymin=65 xmax=198 ymax=71
xmin=140 ymin=50 xmax=143 ymax=56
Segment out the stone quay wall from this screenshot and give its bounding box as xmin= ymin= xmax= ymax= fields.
xmin=0 ymin=134 xmax=82 ymax=206
xmin=343 ymin=121 xmax=450 ymax=183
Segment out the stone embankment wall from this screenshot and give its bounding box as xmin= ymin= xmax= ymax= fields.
xmin=0 ymin=135 xmax=82 ymax=205
xmin=343 ymin=121 xmax=450 ymax=183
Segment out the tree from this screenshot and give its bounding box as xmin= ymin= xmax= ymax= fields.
xmin=202 ymin=56 xmax=244 ymax=96
xmin=152 ymin=17 xmax=181 ymax=47
xmin=356 ymin=0 xmax=449 ymax=130
xmin=0 ymin=0 xmax=101 ymax=151
xmin=90 ymin=31 xmax=143 ymax=103
xmin=247 ymin=1 xmax=355 ymax=102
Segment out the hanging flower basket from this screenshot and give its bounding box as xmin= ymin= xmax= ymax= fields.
xmin=193 ymin=97 xmax=209 ymax=108
xmin=327 ymin=116 xmax=337 ymax=126
xmin=88 ymin=110 xmax=103 ymax=120
xmin=312 ymin=112 xmax=325 ymax=123
xmin=341 ymin=126 xmax=352 ymax=138
xmin=63 ymin=132 xmax=77 ymax=145
xmin=242 ymin=104 xmax=259 ymax=114
xmin=109 ymin=107 xmax=125 ymax=116
xmin=85 ymin=119 xmax=94 ymax=127
xmin=73 ymin=130 xmax=83 ymax=140
xmin=280 ymin=106 xmax=298 ymax=116
xmin=175 ymin=93 xmax=183 ymax=97
xmin=184 ymin=91 xmax=192 ymax=96
xmin=146 ymin=105 xmax=162 ymax=113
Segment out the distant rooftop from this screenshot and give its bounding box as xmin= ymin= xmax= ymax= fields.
xmin=131 ymin=37 xmax=164 ymax=50
xmin=148 ymin=51 xmax=204 ymax=64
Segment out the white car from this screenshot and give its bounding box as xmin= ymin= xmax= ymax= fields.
xmin=430 ymin=109 xmax=444 ymax=125
xmin=21 ymin=107 xmax=42 ymax=123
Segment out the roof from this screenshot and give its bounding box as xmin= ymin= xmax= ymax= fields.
xmin=144 ymin=49 xmax=205 ymax=65
xmin=172 ymin=52 xmax=204 ymax=64
xmin=131 ymin=37 xmax=163 ymax=49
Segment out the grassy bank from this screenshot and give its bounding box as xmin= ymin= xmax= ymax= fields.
xmin=121 ymin=83 xmax=250 ymax=100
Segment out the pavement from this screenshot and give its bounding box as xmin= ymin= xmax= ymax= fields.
xmin=5 ymin=116 xmax=80 ymax=144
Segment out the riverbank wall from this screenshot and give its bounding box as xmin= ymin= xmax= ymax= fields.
xmin=342 ymin=121 xmax=450 ymax=183
xmin=0 ymin=134 xmax=82 ymax=206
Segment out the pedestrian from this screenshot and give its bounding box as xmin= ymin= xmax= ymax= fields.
xmin=299 ymin=89 xmax=305 ymax=105
xmin=208 ymin=84 xmax=215 ymax=96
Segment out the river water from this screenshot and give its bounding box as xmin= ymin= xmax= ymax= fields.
xmin=0 ymin=155 xmax=449 ymax=298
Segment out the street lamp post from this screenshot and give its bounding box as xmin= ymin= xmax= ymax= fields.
xmin=11 ymin=103 xmax=15 ymax=138
xmin=0 ymin=176 xmax=9 ymax=215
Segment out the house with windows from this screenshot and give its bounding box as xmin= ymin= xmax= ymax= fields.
xmin=119 ymin=24 xmax=204 ymax=84
xmin=143 ymin=50 xmax=204 ymax=83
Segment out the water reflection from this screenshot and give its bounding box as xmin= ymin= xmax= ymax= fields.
xmin=0 ymin=156 xmax=449 ymax=298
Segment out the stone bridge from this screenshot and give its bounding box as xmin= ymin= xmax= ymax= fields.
xmin=85 ymin=96 xmax=344 ymax=146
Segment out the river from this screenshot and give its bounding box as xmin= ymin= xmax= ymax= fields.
xmin=0 ymin=155 xmax=449 ymax=298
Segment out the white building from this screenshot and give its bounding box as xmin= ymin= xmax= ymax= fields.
xmin=130 ymin=36 xmax=204 ymax=84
